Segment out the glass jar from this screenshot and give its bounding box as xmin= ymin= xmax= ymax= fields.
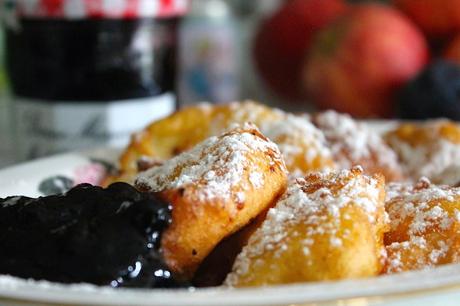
xmin=2 ymin=0 xmax=188 ymax=160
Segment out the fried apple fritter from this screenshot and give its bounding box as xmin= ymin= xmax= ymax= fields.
xmin=384 ymin=178 xmax=460 ymax=273
xmin=135 ymin=123 xmax=288 ymax=279
xmin=385 ymin=120 xmax=460 ymax=183
xmin=225 ymin=166 xmax=387 ymax=287
xmin=107 ymin=101 xmax=335 ymax=184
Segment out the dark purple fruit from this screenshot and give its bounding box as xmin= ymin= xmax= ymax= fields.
xmin=398 ymin=60 xmax=460 ymax=120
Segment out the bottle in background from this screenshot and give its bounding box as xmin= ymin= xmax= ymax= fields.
xmin=177 ymin=0 xmax=240 ymax=105
xmin=0 ymin=18 xmax=14 ymax=168
xmin=2 ymin=0 xmax=188 ymax=160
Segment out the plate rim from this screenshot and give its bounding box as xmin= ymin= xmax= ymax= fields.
xmin=2 ymin=261 xmax=460 ymax=306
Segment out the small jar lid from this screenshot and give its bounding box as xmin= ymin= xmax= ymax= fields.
xmin=6 ymin=0 xmax=189 ymax=19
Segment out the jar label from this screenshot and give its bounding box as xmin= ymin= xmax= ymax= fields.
xmin=13 ymin=93 xmax=175 ymax=160
xmin=2 ymin=0 xmax=189 ymax=24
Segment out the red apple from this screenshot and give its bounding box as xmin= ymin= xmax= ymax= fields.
xmin=394 ymin=0 xmax=460 ymax=38
xmin=253 ymin=0 xmax=348 ymax=100
xmin=303 ymin=4 xmax=429 ymax=118
xmin=444 ymin=34 xmax=460 ymax=64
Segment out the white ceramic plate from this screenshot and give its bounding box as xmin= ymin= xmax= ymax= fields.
xmin=2 ymin=145 xmax=460 ymax=306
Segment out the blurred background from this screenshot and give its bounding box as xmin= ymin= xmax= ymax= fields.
xmin=0 ymin=0 xmax=459 ymax=167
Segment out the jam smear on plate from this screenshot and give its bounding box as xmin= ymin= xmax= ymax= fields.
xmin=0 ymin=183 xmax=184 ymax=288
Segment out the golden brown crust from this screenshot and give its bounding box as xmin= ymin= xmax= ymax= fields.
xmin=385 ymin=120 xmax=460 ymax=183
xmin=383 ymin=179 xmax=460 ymax=273
xmin=112 ymin=104 xmax=215 ymax=185
xmin=115 ymin=102 xmax=282 ymax=184
xmin=98 ymin=103 xmax=460 ymax=282
xmin=225 ymin=167 xmax=387 ymax=287
xmin=135 ymin=124 xmax=288 ymax=279
xmin=106 ymin=101 xmax=336 ymax=185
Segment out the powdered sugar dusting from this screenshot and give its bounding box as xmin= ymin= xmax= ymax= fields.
xmin=385 ymin=178 xmax=460 ymax=273
xmin=393 ymin=139 xmax=460 ymax=183
xmin=386 ymin=120 xmax=460 ymax=183
xmin=213 ymin=102 xmax=334 ymax=176
xmin=260 ymin=114 xmax=335 ymax=176
xmin=135 ymin=123 xmax=286 ymax=209
xmin=225 ymin=166 xmax=383 ymax=286
xmin=206 ymin=101 xmax=285 ymax=137
xmin=228 ymin=100 xmax=285 ymax=124
xmin=249 ymin=172 xmax=264 ymax=189
xmin=313 ymin=111 xmax=402 ymax=179
xmin=386 ymin=238 xmax=450 ymax=273
xmin=386 ymin=179 xmax=460 ymax=232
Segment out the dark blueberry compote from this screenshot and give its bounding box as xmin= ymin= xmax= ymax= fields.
xmin=0 ymin=182 xmax=184 ymax=288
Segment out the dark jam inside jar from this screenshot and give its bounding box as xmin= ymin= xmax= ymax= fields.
xmin=6 ymin=18 xmax=178 ymax=101
xmin=4 ymin=12 xmax=182 ymax=159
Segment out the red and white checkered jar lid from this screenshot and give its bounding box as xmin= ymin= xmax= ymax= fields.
xmin=7 ymin=0 xmax=189 ymax=19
